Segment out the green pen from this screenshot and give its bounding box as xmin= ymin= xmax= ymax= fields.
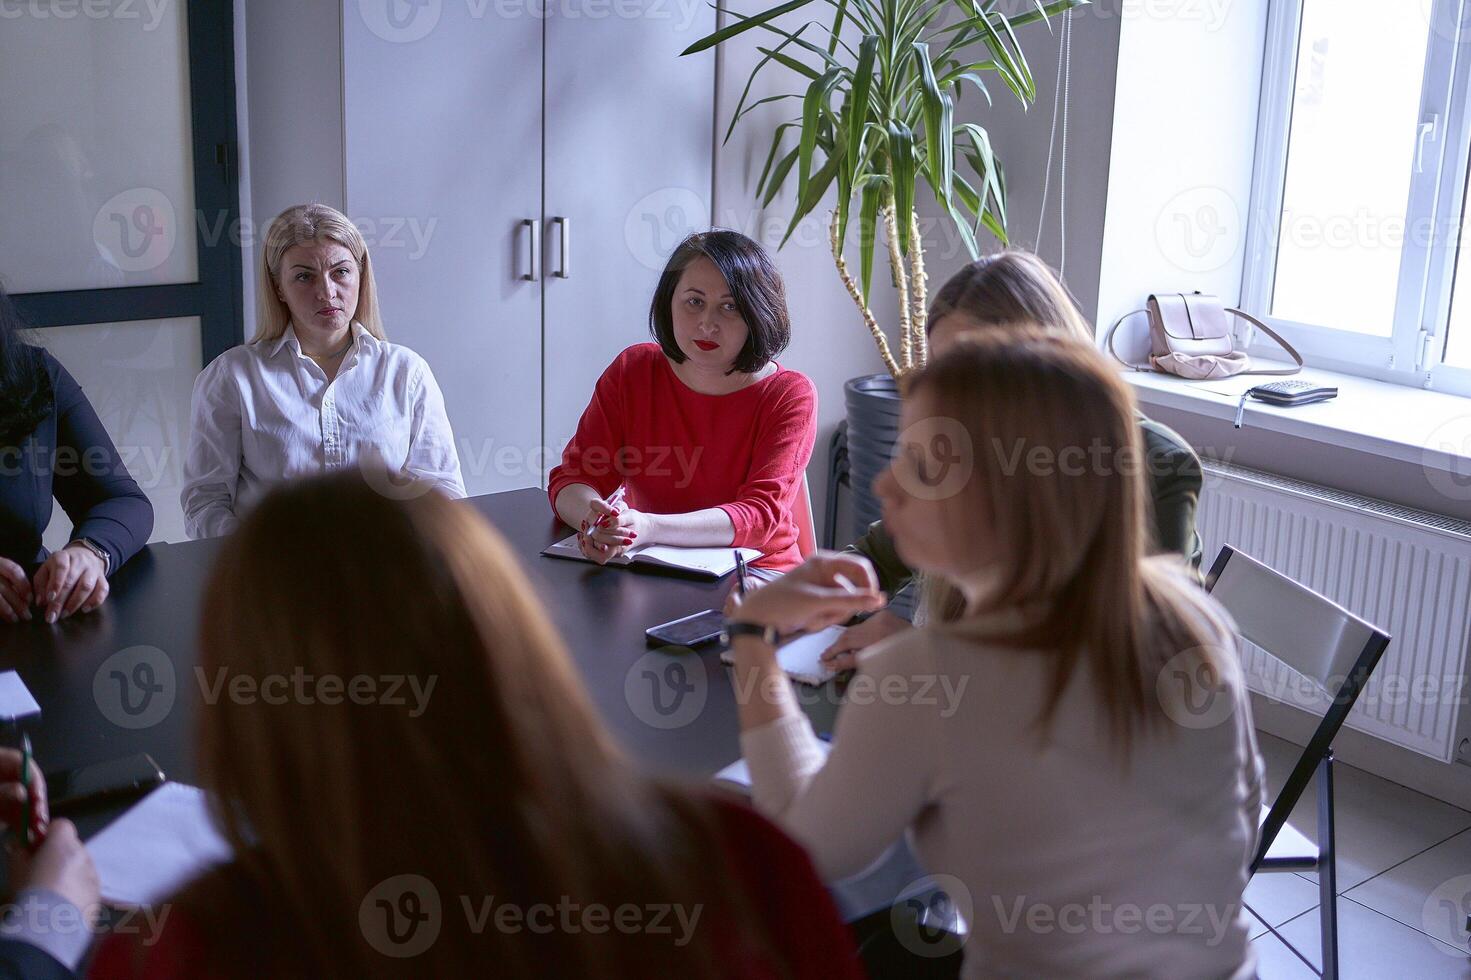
xmin=19 ymin=733 xmax=31 ymax=850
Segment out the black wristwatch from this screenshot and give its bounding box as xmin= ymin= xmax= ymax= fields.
xmin=722 ymin=620 xmax=779 ymax=646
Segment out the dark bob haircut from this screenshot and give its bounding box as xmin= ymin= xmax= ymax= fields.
xmin=649 ymin=231 xmax=791 ymax=375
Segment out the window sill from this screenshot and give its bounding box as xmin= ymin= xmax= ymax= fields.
xmin=1120 ymin=359 xmax=1471 ymax=476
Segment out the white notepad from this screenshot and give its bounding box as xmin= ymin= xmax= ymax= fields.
xmin=86 ymin=783 xmax=233 ymax=906
xmin=0 ymin=671 xmax=41 ymax=723
xmin=720 ymin=625 xmax=846 ymax=686
xmin=542 ymin=534 xmax=760 ymax=579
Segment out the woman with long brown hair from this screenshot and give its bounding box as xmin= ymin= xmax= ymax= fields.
xmin=823 ymin=249 xmax=1203 ymax=669
xmin=725 ymin=332 xmax=1263 ymax=978
xmin=90 ymin=473 xmax=861 ymax=979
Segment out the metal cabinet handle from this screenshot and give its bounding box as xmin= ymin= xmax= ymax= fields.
xmin=553 ymin=216 xmax=571 ymax=279
xmin=522 ymin=218 xmax=540 ymax=281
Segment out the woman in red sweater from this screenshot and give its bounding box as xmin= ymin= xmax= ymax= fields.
xmin=89 ymin=474 xmax=862 ymax=979
xmin=549 ymin=231 xmax=817 ymax=573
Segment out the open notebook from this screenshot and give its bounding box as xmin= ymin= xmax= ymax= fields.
xmin=720 ymin=625 xmax=846 ymax=686
xmin=542 ymin=534 xmax=760 ymax=579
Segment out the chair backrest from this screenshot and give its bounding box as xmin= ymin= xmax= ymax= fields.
xmin=793 ymin=473 xmax=817 ymax=559
xmin=1205 ymin=545 xmax=1391 ymax=870
xmin=1206 ymin=546 xmax=1381 ymax=694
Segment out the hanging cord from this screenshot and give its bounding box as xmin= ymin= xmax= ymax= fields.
xmin=1059 ymin=11 xmax=1071 ymax=277
xmin=1034 ymin=10 xmax=1073 ymax=277
xmin=1034 ymin=17 xmax=1065 ymax=250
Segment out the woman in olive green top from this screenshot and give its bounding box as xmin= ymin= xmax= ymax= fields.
xmin=823 ymin=251 xmax=1203 ymax=669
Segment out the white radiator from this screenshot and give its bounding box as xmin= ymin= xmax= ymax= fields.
xmin=1198 ymin=461 xmax=1471 ymax=763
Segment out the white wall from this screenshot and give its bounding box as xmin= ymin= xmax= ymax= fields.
xmin=238 ymin=0 xmax=345 ymax=338
xmin=711 ymin=12 xmax=899 ymax=541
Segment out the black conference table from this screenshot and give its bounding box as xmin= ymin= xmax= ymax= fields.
xmin=0 ymin=488 xmax=926 ymax=921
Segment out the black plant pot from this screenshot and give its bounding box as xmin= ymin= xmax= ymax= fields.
xmin=843 ymin=373 xmax=903 ymax=544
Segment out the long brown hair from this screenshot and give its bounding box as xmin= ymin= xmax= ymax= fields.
xmin=917 ymin=248 xmax=1094 ymax=624
xmin=176 ymin=474 xmax=768 ymax=977
xmin=906 ymin=333 xmax=1226 ymax=751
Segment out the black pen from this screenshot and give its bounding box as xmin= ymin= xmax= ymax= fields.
xmin=734 ymin=551 xmax=750 ymax=597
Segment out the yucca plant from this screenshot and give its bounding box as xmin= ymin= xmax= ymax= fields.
xmin=683 ymin=0 xmax=1086 ymax=377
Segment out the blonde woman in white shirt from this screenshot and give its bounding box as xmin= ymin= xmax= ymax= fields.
xmin=725 ymin=332 xmax=1263 ymax=980
xmin=182 ymin=204 xmax=465 ymax=538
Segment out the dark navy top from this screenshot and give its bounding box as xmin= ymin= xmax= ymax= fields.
xmin=0 ymin=347 xmax=153 ymax=574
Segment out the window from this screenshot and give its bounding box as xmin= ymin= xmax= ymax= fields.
xmin=1246 ymin=0 xmax=1471 ymax=396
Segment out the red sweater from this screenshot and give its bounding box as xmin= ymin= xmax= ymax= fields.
xmin=547 ymin=344 xmax=817 ymax=571
xmin=87 ymin=799 xmax=864 ymax=979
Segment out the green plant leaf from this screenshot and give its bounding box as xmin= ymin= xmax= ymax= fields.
xmin=756 ymin=122 xmax=799 ymax=198
xmin=859 ymin=177 xmax=883 ymax=299
xmin=756 ymin=44 xmax=822 ymax=80
xmin=798 ymin=68 xmax=844 ymax=189
xmin=1004 ymin=0 xmax=1086 ymax=31
xmin=912 ymin=42 xmax=951 ymax=210
xmin=782 ymin=153 xmax=841 ymax=247
xmin=847 ymin=35 xmax=879 ymax=185
xmin=827 ymin=0 xmax=849 ymax=54
xmin=763 ymin=147 xmax=801 ymax=207
xmin=681 ymin=0 xmax=819 ymax=55
xmin=727 ymin=28 xmax=809 ymax=144
xmin=888 ymin=121 xmax=915 ymax=256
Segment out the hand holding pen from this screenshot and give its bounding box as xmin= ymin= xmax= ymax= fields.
xmin=0 ymin=742 xmax=100 ymax=922
xmin=579 ymin=486 xmax=647 ymax=563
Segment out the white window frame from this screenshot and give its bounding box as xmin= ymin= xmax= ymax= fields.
xmin=1243 ymin=0 xmax=1471 ymax=398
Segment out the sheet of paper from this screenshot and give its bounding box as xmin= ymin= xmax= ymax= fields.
xmin=772 ymin=626 xmax=845 ymax=685
xmin=0 ymin=671 xmax=41 ymax=722
xmin=714 ymin=738 xmax=831 ymax=790
xmin=721 ymin=625 xmax=845 ymax=686
xmin=87 ymin=783 xmax=233 ymax=906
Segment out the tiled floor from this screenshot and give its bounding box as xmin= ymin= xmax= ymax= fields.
xmin=1250 ymin=732 xmax=1471 ymax=978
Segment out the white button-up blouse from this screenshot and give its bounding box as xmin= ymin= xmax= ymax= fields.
xmin=181 ymin=322 xmax=465 ymax=539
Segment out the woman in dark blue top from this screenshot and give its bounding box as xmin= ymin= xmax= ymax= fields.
xmin=0 ymin=282 xmax=153 ymax=624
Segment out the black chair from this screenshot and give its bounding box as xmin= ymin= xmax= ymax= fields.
xmin=1205 ymin=546 xmax=1392 ymax=980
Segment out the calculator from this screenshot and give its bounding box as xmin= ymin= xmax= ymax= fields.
xmin=1234 ymin=379 xmax=1338 ymax=428
xmin=1247 ymin=379 xmax=1339 ymax=407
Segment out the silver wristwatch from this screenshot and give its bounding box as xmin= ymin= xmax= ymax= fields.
xmin=68 ymin=537 xmax=110 ymax=576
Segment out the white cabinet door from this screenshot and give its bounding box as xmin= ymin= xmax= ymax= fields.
xmin=543 ymin=5 xmax=716 ymax=465
xmin=344 ymin=4 xmax=543 ymax=496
